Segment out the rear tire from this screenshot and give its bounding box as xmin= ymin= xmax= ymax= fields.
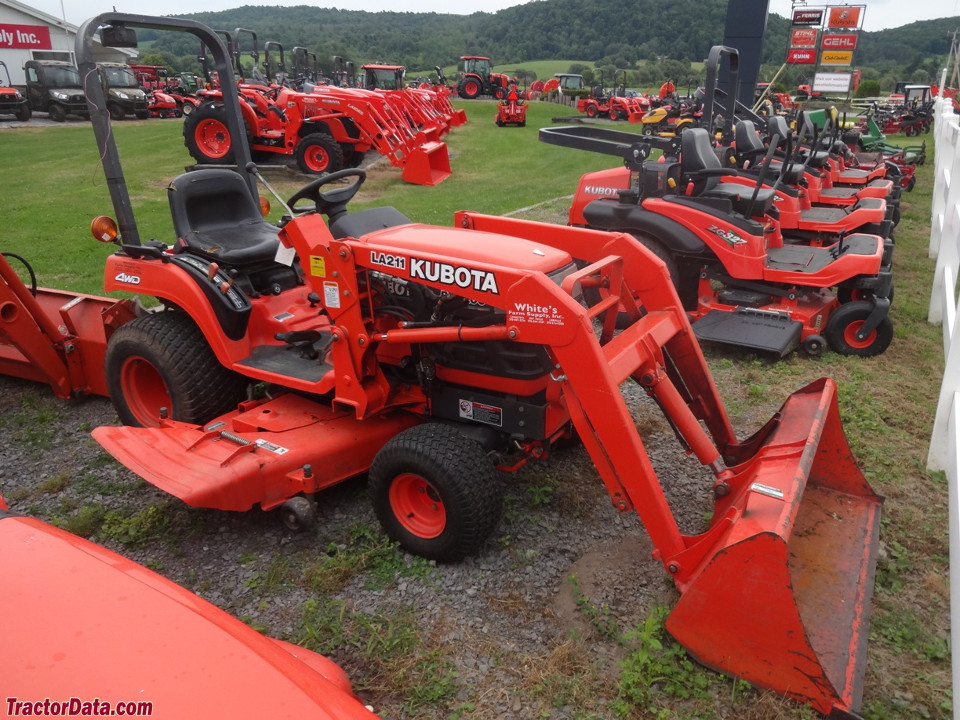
xmin=183 ymin=101 xmax=242 ymax=164
xmin=369 ymin=423 xmax=503 ymax=562
xmin=824 ymin=300 xmax=893 ymax=357
xmin=105 ymin=311 xmax=248 ymax=427
xmin=460 ymin=79 xmax=481 ymax=99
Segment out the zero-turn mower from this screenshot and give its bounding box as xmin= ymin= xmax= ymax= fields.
xmin=64 ymin=16 xmax=883 ymax=719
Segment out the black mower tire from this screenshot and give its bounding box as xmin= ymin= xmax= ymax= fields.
xmin=824 ymin=300 xmax=893 ymax=357
xmin=105 ymin=311 xmax=248 ymax=427
xmin=496 ymin=115 xmax=505 ymax=127
xmin=369 ymin=423 xmax=503 ymax=562
xmin=295 ymin=133 xmax=344 ymax=175
xmin=641 ymin=125 xmax=655 ymax=136
xmin=183 ymin=101 xmax=245 ymax=165
xmin=181 ymin=102 xmax=194 ymax=116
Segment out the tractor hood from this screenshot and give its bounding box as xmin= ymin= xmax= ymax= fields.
xmin=357 ymin=224 xmax=573 ymax=274
xmin=0 ymin=510 xmax=380 ymax=719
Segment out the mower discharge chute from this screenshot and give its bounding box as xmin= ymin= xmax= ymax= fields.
xmin=77 ymin=17 xmax=881 ymax=719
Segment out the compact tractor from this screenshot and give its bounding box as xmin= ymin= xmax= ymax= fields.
xmin=456 ymin=55 xmax=510 ymax=99
xmin=0 ymin=16 xmax=885 ymax=720
xmin=495 ymin=80 xmax=527 ymax=126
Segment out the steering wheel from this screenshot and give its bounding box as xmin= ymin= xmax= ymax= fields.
xmin=287 ymin=168 xmax=367 ymax=217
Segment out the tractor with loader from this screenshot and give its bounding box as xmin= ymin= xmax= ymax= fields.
xmin=0 ymin=14 xmax=884 ymax=720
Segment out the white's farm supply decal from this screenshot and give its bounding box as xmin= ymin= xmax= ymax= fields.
xmin=508 ymin=301 xmax=566 ymax=326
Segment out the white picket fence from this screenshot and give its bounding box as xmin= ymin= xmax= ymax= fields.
xmin=925 ymin=86 xmax=960 ymax=720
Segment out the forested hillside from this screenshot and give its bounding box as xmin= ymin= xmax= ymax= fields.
xmin=137 ymin=1 xmax=959 ymax=91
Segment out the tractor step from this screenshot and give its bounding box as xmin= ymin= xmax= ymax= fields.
xmin=693 ymin=308 xmax=802 ymax=357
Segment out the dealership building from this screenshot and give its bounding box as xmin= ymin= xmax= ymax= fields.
xmin=0 ymin=0 xmax=133 ymax=86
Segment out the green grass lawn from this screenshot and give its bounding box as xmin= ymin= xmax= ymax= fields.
xmin=0 ymin=106 xmax=950 ymax=718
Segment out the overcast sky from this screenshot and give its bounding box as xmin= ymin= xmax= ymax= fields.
xmin=24 ymin=0 xmax=960 ymax=35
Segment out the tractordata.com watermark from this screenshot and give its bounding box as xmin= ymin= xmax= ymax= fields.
xmin=6 ymin=697 xmax=153 ymax=716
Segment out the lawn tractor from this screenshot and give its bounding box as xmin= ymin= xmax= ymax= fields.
xmin=69 ymin=16 xmax=883 ymax=719
xmin=495 ymin=80 xmax=527 ymax=126
xmin=540 ymin=47 xmax=894 ymax=359
xmin=456 ymin=55 xmax=509 ymax=99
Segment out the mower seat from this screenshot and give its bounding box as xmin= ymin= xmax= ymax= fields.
xmin=168 ymin=169 xmax=281 ymax=269
xmin=735 ymin=120 xmax=805 ymax=186
xmin=681 ymin=128 xmax=775 ymax=216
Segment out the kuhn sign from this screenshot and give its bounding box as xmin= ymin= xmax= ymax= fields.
xmin=787 ymin=49 xmax=817 ymax=64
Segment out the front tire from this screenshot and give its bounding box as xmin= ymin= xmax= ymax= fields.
xmin=16 ymin=104 xmax=31 ymax=121
xmin=105 ymin=311 xmax=248 ymax=427
xmin=295 ymin=132 xmax=344 ymax=175
xmin=48 ymin=103 xmax=66 ymax=122
xmin=369 ymin=424 xmax=503 ymax=562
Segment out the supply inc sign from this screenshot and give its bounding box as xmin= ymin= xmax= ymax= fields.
xmin=0 ymin=24 xmax=52 ymax=49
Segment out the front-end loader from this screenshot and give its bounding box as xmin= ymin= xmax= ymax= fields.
xmin=75 ymin=14 xmax=882 ymax=719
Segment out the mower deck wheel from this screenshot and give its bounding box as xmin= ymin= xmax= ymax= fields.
xmin=280 ymin=496 xmax=317 ymax=532
xmin=824 ymin=300 xmax=893 ymax=357
xmin=369 ymin=423 xmax=503 ymax=562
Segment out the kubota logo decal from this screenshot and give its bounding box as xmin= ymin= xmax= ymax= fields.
xmin=113 ymin=271 xmax=141 ymax=285
xmin=410 ymin=258 xmax=499 ymax=294
xmin=707 ymin=225 xmax=747 ymax=246
xmin=583 ymin=185 xmax=622 ymax=197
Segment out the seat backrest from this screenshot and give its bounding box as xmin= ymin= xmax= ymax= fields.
xmin=168 ymin=169 xmax=263 ymax=238
xmin=680 ymin=128 xmax=722 ymax=195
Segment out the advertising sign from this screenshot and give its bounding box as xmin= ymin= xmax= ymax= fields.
xmin=787 ymin=49 xmax=817 ymax=64
xmin=821 ymin=33 xmax=858 ymax=50
xmin=792 ymin=8 xmax=824 ymax=25
xmin=821 ymin=50 xmax=854 ymax=65
xmin=827 ymin=6 xmax=863 ymax=28
xmin=790 ymin=27 xmax=819 ymax=48
xmin=812 ymin=72 xmax=852 ymax=93
xmin=0 ymin=24 xmax=52 ymax=49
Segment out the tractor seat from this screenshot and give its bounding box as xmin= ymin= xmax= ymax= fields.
xmin=680 ymin=128 xmax=776 ymax=216
xmin=329 ymin=206 xmax=412 ymax=239
xmin=168 ymin=169 xmax=281 ymax=268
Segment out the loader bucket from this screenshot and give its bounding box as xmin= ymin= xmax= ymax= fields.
xmin=401 ymin=140 xmax=452 ymax=186
xmin=665 ymin=378 xmax=882 ymax=718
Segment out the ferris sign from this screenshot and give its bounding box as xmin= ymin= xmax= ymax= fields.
xmin=792 ymin=8 xmax=824 ymax=25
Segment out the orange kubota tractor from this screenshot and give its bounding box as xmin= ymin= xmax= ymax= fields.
xmin=0 ymin=14 xmax=881 ymax=720
xmin=456 ymin=55 xmax=510 ymax=99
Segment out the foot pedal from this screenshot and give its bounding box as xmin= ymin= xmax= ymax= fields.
xmin=693 ymin=308 xmax=802 ymax=357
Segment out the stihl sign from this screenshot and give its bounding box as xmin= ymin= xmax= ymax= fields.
xmin=0 ymin=24 xmax=52 ymax=49
xmin=792 ymin=8 xmax=824 ymax=25
xmin=791 ymin=28 xmax=819 ymax=48
xmin=821 ymin=33 xmax=858 ymax=50
xmin=787 ymin=49 xmax=817 ymax=64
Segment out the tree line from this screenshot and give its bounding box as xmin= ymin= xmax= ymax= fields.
xmin=135 ymin=1 xmax=959 ymax=94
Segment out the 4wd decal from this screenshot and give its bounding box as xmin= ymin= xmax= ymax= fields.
xmin=113 ymin=271 xmax=141 ymax=285
xmin=410 ymin=258 xmax=499 ymax=294
xmin=707 ymin=225 xmax=747 ymax=246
